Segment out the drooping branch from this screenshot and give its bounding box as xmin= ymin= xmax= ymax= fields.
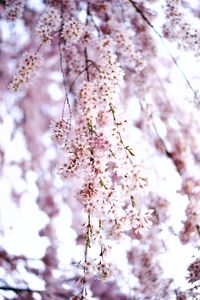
xmin=59 ymin=2 xmax=72 ymax=122
xmin=0 ymin=285 xmax=41 ymax=294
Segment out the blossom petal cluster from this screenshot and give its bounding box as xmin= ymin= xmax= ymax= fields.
xmin=36 ymin=7 xmax=61 ymax=44
xmin=62 ymin=18 xmax=84 ymax=44
xmin=163 ymin=0 xmax=200 ymax=55
xmin=9 ymin=52 xmax=42 ymax=92
xmin=187 ymin=258 xmax=200 ymax=284
xmin=4 ymin=0 xmax=24 ymax=21
xmin=51 ymin=35 xmax=151 ymax=255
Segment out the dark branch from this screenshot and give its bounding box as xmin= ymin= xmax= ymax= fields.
xmin=84 ymin=48 xmax=90 ymax=82
xmin=0 ymin=285 xmax=41 ymax=293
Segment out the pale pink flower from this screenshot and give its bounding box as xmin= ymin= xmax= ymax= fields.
xmin=135 ymin=209 xmax=154 ymax=235
xmin=58 ymin=153 xmax=79 ymax=179
xmin=4 ymin=0 xmax=24 ymax=21
xmin=51 ymin=119 xmax=70 ymax=145
xmin=36 ymin=7 xmax=61 ymax=44
xmin=9 ymin=52 xmax=42 ymax=92
xmin=187 ymin=258 xmax=200 ymax=284
xmin=62 ymin=18 xmax=83 ymax=44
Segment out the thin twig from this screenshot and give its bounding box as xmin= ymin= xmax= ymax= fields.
xmin=69 ymin=64 xmax=92 ymax=92
xmin=87 ymin=59 xmax=101 ymax=72
xmin=109 ymin=102 xmax=135 ymax=166
xmin=35 ymin=43 xmax=43 ymax=54
xmin=0 ymin=285 xmax=41 ymax=293
xmin=84 ymin=48 xmax=90 ymax=82
xmin=69 ymin=61 xmax=101 ymax=93
xmin=151 ymin=120 xmax=182 ymax=176
xmin=58 ymin=41 xmax=72 ymax=122
xmin=87 ymin=4 xmax=101 ymax=37
xmin=59 ymin=2 xmax=72 ymax=122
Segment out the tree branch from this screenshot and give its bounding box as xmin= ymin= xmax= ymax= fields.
xmin=0 ymin=285 xmax=41 ymax=293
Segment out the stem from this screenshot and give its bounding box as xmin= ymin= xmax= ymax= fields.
xmin=81 ymin=213 xmax=92 ymax=299
xmin=0 ymin=285 xmax=41 ymax=293
xmin=87 ymin=4 xmax=101 ymax=37
xmin=69 ymin=64 xmax=92 ymax=92
xmin=84 ymin=48 xmax=90 ymax=82
xmin=35 ymin=43 xmax=43 ymax=54
xmin=109 ymin=102 xmax=134 ymax=166
xmin=59 ymin=2 xmax=72 ymax=122
xmin=84 ymin=213 xmax=91 ymax=262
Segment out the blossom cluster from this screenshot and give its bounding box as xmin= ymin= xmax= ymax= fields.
xmin=4 ymin=0 xmax=24 ymax=22
xmin=163 ymin=0 xmax=200 ymax=55
xmin=110 ymin=25 xmax=146 ymax=72
xmin=180 ymin=176 xmax=200 ymax=244
xmin=51 ymin=119 xmax=70 ymax=145
xmin=8 ymin=52 xmax=42 ymax=92
xmin=62 ymin=18 xmax=83 ymax=44
xmin=51 ymin=34 xmax=152 ymax=286
xmin=187 ymin=257 xmax=200 ymax=284
xmin=35 ymin=7 xmax=61 ymax=44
